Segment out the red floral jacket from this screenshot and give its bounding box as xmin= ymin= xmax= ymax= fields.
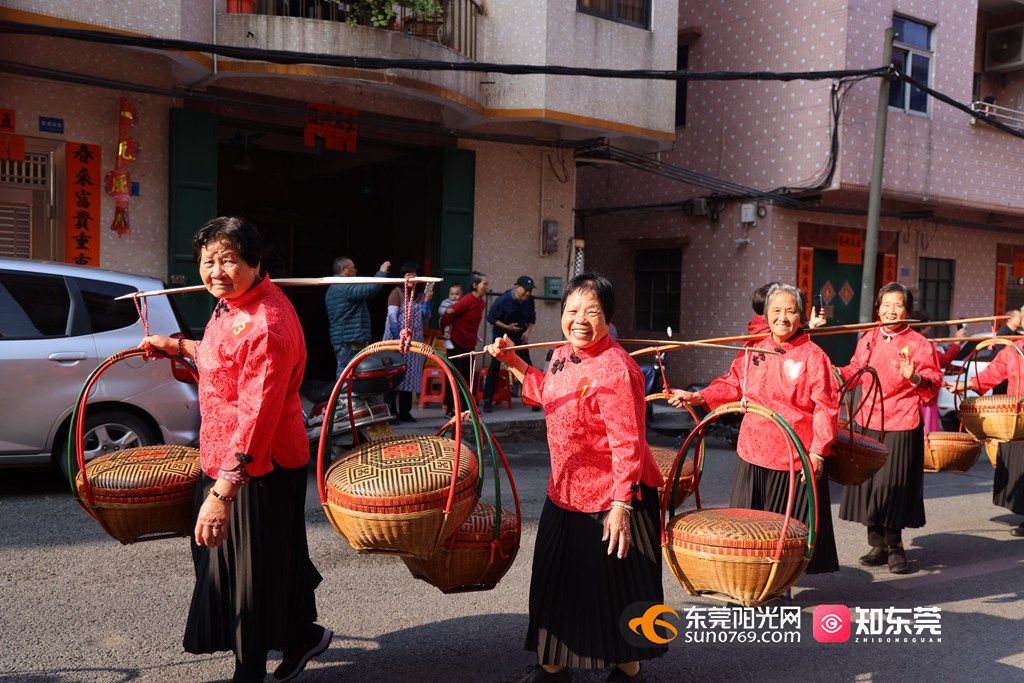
xmin=839 ymin=326 xmax=941 ymax=431
xmin=194 ymin=276 xmax=308 ymax=479
xmin=700 ymin=330 xmax=839 ymax=471
xmin=521 ymin=335 xmax=663 ymax=513
xmin=974 ymin=340 xmax=1024 ymax=394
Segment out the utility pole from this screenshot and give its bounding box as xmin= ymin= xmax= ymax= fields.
xmin=859 ymin=28 xmax=895 ymax=323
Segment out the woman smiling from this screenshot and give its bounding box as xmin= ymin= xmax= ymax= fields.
xmin=669 ymin=283 xmax=840 ymax=576
xmin=486 ymin=273 xmax=664 ymax=683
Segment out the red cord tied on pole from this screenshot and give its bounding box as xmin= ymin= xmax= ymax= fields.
xmin=399 ymin=272 xmax=415 ymax=354
xmin=132 ymin=292 xmax=151 ymax=340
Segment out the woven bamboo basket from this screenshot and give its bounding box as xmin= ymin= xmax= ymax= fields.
xmin=984 ymin=439 xmax=1001 ymax=468
xmin=75 ymin=445 xmax=200 ymax=543
xmin=827 ymin=429 xmax=889 ymax=486
xmin=645 ymin=392 xmax=700 ymax=508
xmin=665 ymin=508 xmax=809 ymax=607
xmin=402 ymin=410 xmax=522 ymax=592
xmin=955 ymin=338 xmax=1024 ymax=441
xmin=923 ymin=431 xmax=982 ymax=473
xmin=323 ymin=435 xmax=478 ymax=558
xmin=828 ymin=367 xmax=889 ymax=486
xmin=650 ymin=446 xmax=696 ymax=508
xmin=403 ymin=501 xmax=519 ymax=592
xmin=318 ymin=341 xmax=483 ymax=559
xmin=69 ymin=348 xmax=201 ymax=544
xmin=959 ymin=395 xmax=1024 ymax=441
xmin=662 ymin=401 xmax=816 ymax=607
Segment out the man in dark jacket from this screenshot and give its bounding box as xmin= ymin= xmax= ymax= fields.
xmin=325 ymin=256 xmax=390 ymax=378
xmin=483 ymin=275 xmax=536 ymax=411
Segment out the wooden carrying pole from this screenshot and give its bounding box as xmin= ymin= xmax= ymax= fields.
xmin=115 ymin=276 xmax=443 ymax=300
xmin=448 ymin=339 xmax=778 ymax=361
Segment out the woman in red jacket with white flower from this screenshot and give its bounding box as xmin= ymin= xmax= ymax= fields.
xmin=670 ymin=283 xmax=840 ymax=576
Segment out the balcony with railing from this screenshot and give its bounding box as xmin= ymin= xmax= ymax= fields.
xmin=229 ymin=0 xmax=480 ymax=59
xmin=970 ymin=100 xmax=1024 ymax=131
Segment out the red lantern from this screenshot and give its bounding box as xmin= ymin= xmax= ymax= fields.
xmin=105 ymin=169 xmax=131 ymax=237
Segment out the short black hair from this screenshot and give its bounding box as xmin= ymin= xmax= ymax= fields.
xmin=192 ymin=216 xmax=263 ymax=268
xmin=471 ymin=270 xmax=487 ymax=289
xmin=333 ymin=256 xmax=353 ymax=275
xmin=752 ymin=281 xmax=783 ymax=316
xmin=562 ymin=272 xmax=615 ymax=322
xmin=875 ymin=282 xmax=913 ymax=312
xmin=399 ymin=261 xmax=420 ymax=276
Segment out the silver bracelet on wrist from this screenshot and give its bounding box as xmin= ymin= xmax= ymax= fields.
xmin=611 ymin=500 xmax=633 ymax=513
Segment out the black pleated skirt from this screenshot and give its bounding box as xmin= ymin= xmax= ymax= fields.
xmin=839 ymin=425 xmax=926 ymax=530
xmin=526 ymin=486 xmax=667 ymax=668
xmin=994 ymin=441 xmax=1024 ymax=515
xmin=183 ymin=466 xmax=322 ymax=666
xmin=729 ymin=458 xmax=839 ymax=574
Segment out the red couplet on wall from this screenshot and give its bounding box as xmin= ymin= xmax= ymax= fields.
xmin=64 ymin=141 xmax=102 ymax=266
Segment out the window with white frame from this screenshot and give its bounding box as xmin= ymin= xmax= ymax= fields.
xmin=577 ymin=0 xmax=650 ymax=30
xmin=889 ymin=15 xmax=933 ymax=114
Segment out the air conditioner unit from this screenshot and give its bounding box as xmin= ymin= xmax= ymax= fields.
xmin=986 ymin=23 xmax=1024 ymax=72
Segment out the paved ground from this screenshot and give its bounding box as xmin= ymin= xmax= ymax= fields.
xmin=1 ymin=402 xmax=1022 ymax=682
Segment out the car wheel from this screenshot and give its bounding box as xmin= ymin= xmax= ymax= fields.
xmin=58 ymin=409 xmax=159 ymax=481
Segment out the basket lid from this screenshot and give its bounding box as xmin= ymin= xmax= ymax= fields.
xmin=667 ymin=507 xmax=808 ymax=554
xmin=834 ymin=430 xmax=888 ymax=454
xmin=650 ymin=446 xmax=695 ymax=476
xmin=925 ymin=431 xmax=980 ymax=445
xmin=451 ymin=501 xmax=518 ymax=543
xmin=960 ymin=395 xmax=1024 ymax=412
xmin=77 ymin=445 xmax=200 ymax=495
xmin=326 ymin=436 xmax=478 ymax=507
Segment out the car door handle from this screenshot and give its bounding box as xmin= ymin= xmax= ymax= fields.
xmin=48 ymin=352 xmax=88 ymax=362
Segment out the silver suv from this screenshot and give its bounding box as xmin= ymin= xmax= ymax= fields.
xmin=0 ymin=258 xmax=200 ymax=473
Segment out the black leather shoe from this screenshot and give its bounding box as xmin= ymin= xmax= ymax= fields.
xmin=483 ymin=401 xmax=493 ymax=413
xmin=513 ymin=665 xmax=571 ymax=683
xmin=858 ymin=546 xmax=888 ymax=566
xmin=606 ymin=666 xmax=644 ymax=682
xmin=273 ymin=625 xmax=333 ymax=681
xmin=887 ymin=545 xmax=910 ymax=574
xmin=398 ymin=413 xmax=417 ymax=423
xmin=1010 ymin=523 xmax=1024 ymax=537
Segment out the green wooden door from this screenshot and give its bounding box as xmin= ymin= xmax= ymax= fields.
xmin=432 ymin=148 xmax=475 ymax=317
xmin=168 ymin=108 xmax=218 ymax=336
xmin=813 ymin=248 xmax=862 ymax=365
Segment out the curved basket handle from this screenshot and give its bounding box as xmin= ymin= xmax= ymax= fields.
xmin=661 ymin=400 xmax=818 ymax=567
xmin=67 ymin=347 xmax=199 ymax=503
xmin=316 ymin=340 xmax=478 ymax=518
xmin=645 ymin=391 xmax=705 ymax=508
xmin=959 ymin=337 xmax=1024 ymax=409
xmin=838 ymin=366 xmax=885 ymax=443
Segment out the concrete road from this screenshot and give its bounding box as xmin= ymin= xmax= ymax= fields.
xmin=1 ymin=421 xmax=1022 ymax=682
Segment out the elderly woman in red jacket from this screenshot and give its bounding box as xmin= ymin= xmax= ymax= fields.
xmin=950 ymin=339 xmax=1024 ymax=537
xmin=142 ymin=217 xmax=329 ymax=683
xmin=838 ymin=282 xmax=942 ymax=574
xmin=670 ymin=283 xmax=840 ymax=575
xmin=486 ymin=272 xmax=664 ymax=683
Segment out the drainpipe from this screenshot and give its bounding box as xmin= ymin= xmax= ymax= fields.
xmin=185 ymin=0 xmax=220 ymax=91
xmin=858 ymin=28 xmax=894 ymax=323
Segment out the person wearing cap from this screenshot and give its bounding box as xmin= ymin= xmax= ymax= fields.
xmin=483 ymin=276 xmax=537 ymax=412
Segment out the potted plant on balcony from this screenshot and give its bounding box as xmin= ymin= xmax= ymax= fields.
xmin=329 ymin=0 xmax=442 ymax=29
xmin=226 ymin=0 xmax=256 ymax=14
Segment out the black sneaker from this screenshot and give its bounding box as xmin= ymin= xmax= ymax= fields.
xmin=606 ymin=665 xmax=644 ymax=682
xmin=398 ymin=413 xmax=417 ymax=423
xmin=858 ymin=546 xmax=888 ymax=566
xmin=1010 ymin=523 xmax=1024 ymax=537
xmin=513 ymin=665 xmax=571 ymax=683
xmin=273 ymin=625 xmax=333 ymax=682
xmin=483 ymin=401 xmax=494 ymax=413
xmin=887 ymin=545 xmax=910 ymax=574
